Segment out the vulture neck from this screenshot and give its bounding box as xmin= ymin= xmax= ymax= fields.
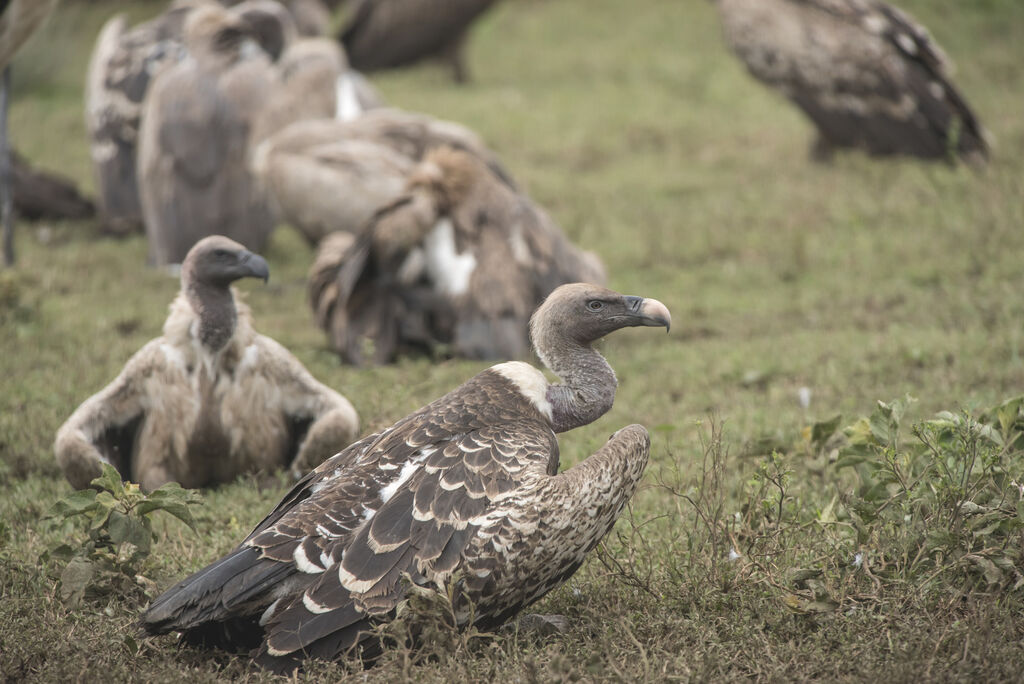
xmin=185 ymin=280 xmax=237 ymax=353
xmin=538 ymin=335 xmax=617 ymax=434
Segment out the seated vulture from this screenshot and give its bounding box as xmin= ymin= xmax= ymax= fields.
xmin=253 ymin=108 xmax=511 ymax=247
xmin=55 ymin=236 xmax=359 ymax=492
xmin=710 ymin=0 xmax=990 ymax=163
xmin=141 ymin=283 xmax=671 ymax=672
xmin=308 ymin=146 xmax=607 ymax=364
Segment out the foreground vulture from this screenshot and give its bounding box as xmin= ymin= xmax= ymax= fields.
xmin=138 ymin=4 xmax=281 ymax=266
xmin=339 ymin=0 xmax=499 ymax=83
xmin=141 ymin=282 xmax=671 ymax=671
xmin=710 ymin=0 xmax=990 ymax=163
xmin=253 ymin=108 xmax=510 ymax=246
xmin=309 ymin=146 xmax=606 ymax=363
xmin=55 ymin=236 xmax=359 ymax=492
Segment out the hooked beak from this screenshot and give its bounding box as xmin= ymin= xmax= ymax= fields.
xmin=623 ymin=295 xmax=671 ymax=332
xmin=239 ymin=251 xmax=270 ymax=283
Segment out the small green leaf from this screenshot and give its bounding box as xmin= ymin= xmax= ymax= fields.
xmin=90 ymin=464 xmax=125 ymax=497
xmin=810 ymin=415 xmax=842 ymax=448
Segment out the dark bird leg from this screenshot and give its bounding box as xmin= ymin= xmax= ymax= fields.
xmin=1 ymin=66 xmax=13 ymax=267
xmin=443 ymin=33 xmax=470 ymax=84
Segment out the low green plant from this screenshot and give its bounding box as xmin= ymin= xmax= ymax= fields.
xmin=41 ymin=464 xmax=203 ymax=606
xmin=815 ymin=395 xmax=1024 ymax=594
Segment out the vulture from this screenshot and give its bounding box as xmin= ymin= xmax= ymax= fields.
xmin=251 ymin=37 xmax=384 ymax=143
xmin=339 ymin=0 xmax=499 ymax=83
xmin=55 ymin=236 xmax=360 ymax=493
xmin=0 ymin=0 xmax=58 ymax=266
xmin=140 ymin=282 xmax=671 ymax=672
xmin=85 ymin=1 xmax=199 ymax=235
xmin=308 ymin=146 xmax=606 ymax=364
xmin=710 ymin=0 xmax=990 ymax=163
xmin=11 ymin=150 xmax=95 ymax=222
xmin=87 ymin=0 xmax=362 ymax=237
xmin=253 ymin=108 xmax=512 ymax=246
xmin=137 ymin=4 xmax=280 ymax=266
xmin=223 ymin=0 xmax=333 ymax=38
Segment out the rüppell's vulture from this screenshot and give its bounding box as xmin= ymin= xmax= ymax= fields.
xmin=308 ymin=146 xmax=606 ymax=365
xmin=85 ymin=1 xmax=201 ymax=236
xmin=55 ymin=236 xmax=359 ymax=493
xmin=252 ymin=108 xmax=513 ymax=246
xmin=339 ymin=0 xmax=499 ymax=83
xmin=140 ymin=283 xmax=671 ymax=672
xmin=137 ymin=4 xmax=281 ymax=266
xmin=711 ymin=0 xmax=990 ymax=163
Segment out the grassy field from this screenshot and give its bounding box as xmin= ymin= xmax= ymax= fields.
xmin=3 ymin=0 xmax=1024 ymax=680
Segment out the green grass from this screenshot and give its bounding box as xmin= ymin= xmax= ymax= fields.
xmin=3 ymin=0 xmax=1024 ymax=680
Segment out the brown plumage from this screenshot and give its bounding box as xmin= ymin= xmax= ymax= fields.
xmin=137 ymin=4 xmax=280 ymax=266
xmin=11 ymin=150 xmax=94 ymax=221
xmin=222 ymin=0 xmax=333 ymax=38
xmin=308 ymin=146 xmax=606 ymax=364
xmin=85 ymin=2 xmax=198 ymax=235
xmin=253 ymin=108 xmax=505 ymax=247
xmin=251 ymin=37 xmax=384 ymax=143
xmin=55 ymin=236 xmax=359 ymax=493
xmin=711 ymin=0 xmax=990 ymax=163
xmin=339 ymin=0 xmax=499 ymax=83
xmin=140 ymin=283 xmax=671 ymax=672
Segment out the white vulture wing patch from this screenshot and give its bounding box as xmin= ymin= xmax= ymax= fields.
xmin=491 ymin=361 xmax=553 ymax=421
xmin=424 ymin=218 xmax=477 ymax=298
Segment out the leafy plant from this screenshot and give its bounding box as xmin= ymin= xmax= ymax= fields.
xmin=822 ymin=395 xmax=1024 ymax=593
xmin=41 ymin=465 xmax=203 ymax=606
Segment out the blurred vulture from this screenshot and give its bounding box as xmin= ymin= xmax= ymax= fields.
xmin=138 ymin=4 xmax=280 ymax=266
xmin=223 ymin=0 xmax=333 ymax=38
xmin=253 ymin=108 xmax=510 ymax=246
xmin=309 ymin=146 xmax=607 ymax=364
xmin=55 ymin=236 xmax=359 ymax=493
xmin=340 ymin=0 xmax=499 ymax=83
xmin=0 ymin=0 xmax=59 ymax=266
xmin=85 ymin=1 xmax=198 ymax=235
xmin=252 ymin=37 xmax=384 ymax=142
xmin=12 ymin=151 xmax=94 ymax=221
xmin=88 ymin=0 xmax=345 ymax=238
xmin=711 ymin=0 xmax=990 ymax=163
xmin=141 ymin=283 xmax=671 ymax=672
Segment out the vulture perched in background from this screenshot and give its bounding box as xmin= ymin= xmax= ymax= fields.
xmin=308 ymin=146 xmax=606 ymax=364
xmin=141 ymin=282 xmax=671 ymax=671
xmin=85 ymin=1 xmax=199 ymax=235
xmin=253 ymin=108 xmax=511 ymax=246
xmin=339 ymin=0 xmax=499 ymax=83
xmin=251 ymin=37 xmax=384 ymax=143
xmin=0 ymin=0 xmax=59 ymax=266
xmin=55 ymin=236 xmax=360 ymax=493
xmin=137 ymin=4 xmax=280 ymax=266
xmin=710 ymin=0 xmax=990 ymax=163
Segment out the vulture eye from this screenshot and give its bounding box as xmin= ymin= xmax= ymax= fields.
xmin=214 ymin=249 xmax=232 ymax=260
xmin=586 ymin=300 xmax=604 ymax=312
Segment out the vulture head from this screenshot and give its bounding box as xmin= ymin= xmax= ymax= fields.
xmin=531 ymin=283 xmax=671 ymax=351
xmin=183 ymin=235 xmax=270 ymax=291
xmin=230 ymin=0 xmax=298 ymax=61
xmin=183 ymin=4 xmax=253 ymax=64
xmin=531 ymin=283 xmax=670 ymax=432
